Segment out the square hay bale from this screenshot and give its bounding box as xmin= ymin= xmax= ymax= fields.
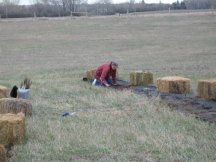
xmin=130 ymin=71 xmax=153 ymax=86
xmin=157 ymin=76 xmax=191 ymax=94
xmin=0 ymin=145 xmax=7 ymax=162
xmin=86 ymin=69 xmax=97 ymax=80
xmin=0 ymin=86 xmax=8 ymax=99
xmin=0 ymin=113 xmax=25 ymax=145
xmin=0 ymin=98 xmax=32 ymax=116
xmin=197 ymin=80 xmax=216 ymax=100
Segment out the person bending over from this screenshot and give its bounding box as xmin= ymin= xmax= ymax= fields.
xmin=93 ymin=61 xmax=118 ymax=87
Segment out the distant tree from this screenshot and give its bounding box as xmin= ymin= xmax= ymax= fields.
xmin=1 ymin=0 xmax=20 ymax=5
xmin=172 ymin=0 xmax=186 ymax=9
xmin=96 ymin=0 xmax=112 ymax=6
xmin=172 ymin=0 xmax=180 ymax=9
xmin=129 ymin=0 xmax=135 ymax=12
xmin=0 ymin=0 xmax=20 ymax=18
xmin=183 ymin=0 xmax=211 ymax=9
xmin=209 ymin=0 xmax=216 ymax=9
xmin=95 ymin=0 xmax=113 ymax=15
xmin=180 ymin=1 xmax=186 ymax=9
xmin=50 ymin=0 xmax=62 ymax=16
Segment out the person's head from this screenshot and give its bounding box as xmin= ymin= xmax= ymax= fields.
xmin=111 ymin=61 xmax=118 ymax=70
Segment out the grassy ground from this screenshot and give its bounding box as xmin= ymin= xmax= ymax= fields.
xmin=0 ymin=11 xmax=216 ymax=161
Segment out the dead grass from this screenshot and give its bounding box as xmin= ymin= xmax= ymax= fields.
xmin=0 ymin=11 xmax=216 ymax=80
xmin=1 ymin=70 xmax=214 ymax=162
xmin=0 ymin=11 xmax=216 ymax=161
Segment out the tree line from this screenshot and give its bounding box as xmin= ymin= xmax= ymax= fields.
xmin=0 ymin=0 xmax=215 ymax=18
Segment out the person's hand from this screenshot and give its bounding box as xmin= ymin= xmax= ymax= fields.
xmin=105 ymin=83 xmax=110 ymax=87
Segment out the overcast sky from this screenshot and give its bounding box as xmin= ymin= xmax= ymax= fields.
xmin=20 ymin=0 xmax=181 ymax=5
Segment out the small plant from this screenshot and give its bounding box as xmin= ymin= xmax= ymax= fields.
xmin=20 ymin=77 xmax=32 ymax=89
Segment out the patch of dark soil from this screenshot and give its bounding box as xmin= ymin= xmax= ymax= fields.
xmin=132 ymin=84 xmax=216 ymax=123
xmin=116 ymin=80 xmax=216 ymax=123
xmin=84 ymin=79 xmax=216 ymax=123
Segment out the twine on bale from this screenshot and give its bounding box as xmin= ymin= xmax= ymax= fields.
xmin=0 ymin=113 xmax=25 ymax=145
xmin=197 ymin=80 xmax=216 ymax=100
xmin=157 ymin=76 xmax=191 ymax=94
xmin=0 ymin=98 xmax=32 ymax=116
xmin=130 ymin=71 xmax=153 ymax=86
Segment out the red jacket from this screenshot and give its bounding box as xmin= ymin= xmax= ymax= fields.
xmin=95 ymin=62 xmax=117 ymax=85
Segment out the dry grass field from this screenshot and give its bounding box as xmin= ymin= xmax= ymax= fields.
xmin=0 ymin=11 xmax=216 ymax=161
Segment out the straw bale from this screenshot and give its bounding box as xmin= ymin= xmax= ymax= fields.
xmin=0 ymin=86 xmax=8 ymax=99
xmin=0 ymin=113 xmax=25 ymax=145
xmin=86 ymin=69 xmax=96 ymax=80
xmin=130 ymin=71 xmax=153 ymax=86
xmin=157 ymin=76 xmax=191 ymax=94
xmin=0 ymin=145 xmax=7 ymax=162
xmin=0 ymin=98 xmax=32 ymax=116
xmin=197 ymin=80 xmax=216 ymax=100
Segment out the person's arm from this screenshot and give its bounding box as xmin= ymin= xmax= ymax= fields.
xmin=100 ymin=68 xmax=110 ymax=86
xmin=112 ymin=70 xmax=117 ymax=85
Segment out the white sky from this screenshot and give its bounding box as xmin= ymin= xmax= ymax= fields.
xmin=19 ymin=0 xmax=181 ymax=5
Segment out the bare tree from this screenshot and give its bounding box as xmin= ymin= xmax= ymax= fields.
xmin=209 ymin=0 xmax=216 ymax=9
xmin=50 ymin=0 xmax=62 ymax=16
xmin=1 ymin=0 xmax=20 ymax=4
xmin=1 ymin=0 xmax=20 ymax=18
xmin=129 ymin=0 xmax=135 ymax=12
xmin=95 ymin=0 xmax=112 ymax=15
xmin=183 ymin=0 xmax=211 ymax=9
xmin=61 ymin=0 xmax=85 ymax=13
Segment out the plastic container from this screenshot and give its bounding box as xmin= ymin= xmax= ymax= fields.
xmin=17 ymin=88 xmax=30 ymax=99
xmin=92 ymin=79 xmax=97 ymax=85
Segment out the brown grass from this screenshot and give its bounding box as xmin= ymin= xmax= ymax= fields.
xmin=0 ymin=11 xmax=216 ymax=162
xmin=0 ymin=11 xmax=216 ymax=82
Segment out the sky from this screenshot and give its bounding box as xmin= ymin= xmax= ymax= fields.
xmin=19 ymin=0 xmax=181 ymax=5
